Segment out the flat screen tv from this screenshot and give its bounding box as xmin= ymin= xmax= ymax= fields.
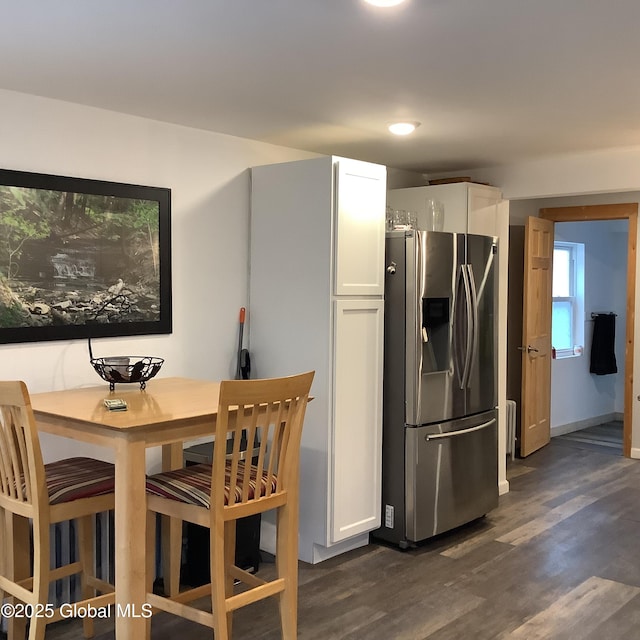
xmin=0 ymin=169 xmax=172 ymax=344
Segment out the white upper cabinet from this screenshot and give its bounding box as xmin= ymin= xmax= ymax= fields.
xmin=387 ymin=181 xmax=502 ymax=236
xmin=466 ymin=183 xmax=504 ymax=236
xmin=334 ymin=158 xmax=386 ymax=295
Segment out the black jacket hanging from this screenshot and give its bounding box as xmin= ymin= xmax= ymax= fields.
xmin=590 ymin=314 xmax=617 ymax=375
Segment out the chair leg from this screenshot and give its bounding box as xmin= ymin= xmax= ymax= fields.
xmin=27 ymin=609 xmax=47 ymax=640
xmin=276 ymin=503 xmax=298 ymax=640
xmin=161 ymin=514 xmax=182 ymax=597
xmin=146 ymin=510 xmax=157 ymax=639
xmin=77 ymin=515 xmax=96 ymax=639
xmin=0 ymin=509 xmax=5 ymax=622
xmin=6 ymin=512 xmax=29 ymax=640
xmin=210 ymin=519 xmax=229 ymax=640
xmin=224 ymin=520 xmax=236 ymax=637
xmin=28 ymin=520 xmax=50 ymax=640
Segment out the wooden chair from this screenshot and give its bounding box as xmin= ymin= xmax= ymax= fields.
xmin=145 ymin=371 xmax=314 ymax=639
xmin=0 ymin=381 xmax=116 ymax=640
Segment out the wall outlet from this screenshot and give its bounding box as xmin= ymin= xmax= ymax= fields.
xmin=385 ymin=504 xmax=394 ymax=529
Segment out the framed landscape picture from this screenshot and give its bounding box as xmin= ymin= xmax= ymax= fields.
xmin=0 ymin=169 xmax=172 ymax=344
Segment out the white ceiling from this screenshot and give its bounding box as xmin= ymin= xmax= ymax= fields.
xmin=2 ymin=0 xmax=640 ymax=174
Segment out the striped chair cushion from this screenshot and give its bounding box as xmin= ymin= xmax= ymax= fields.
xmin=43 ymin=457 xmax=115 ymax=505
xmin=145 ymin=462 xmax=278 ymax=509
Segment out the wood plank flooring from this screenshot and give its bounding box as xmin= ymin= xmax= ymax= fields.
xmin=553 ymin=420 xmax=624 ymax=456
xmin=43 ymin=437 xmax=640 ymax=639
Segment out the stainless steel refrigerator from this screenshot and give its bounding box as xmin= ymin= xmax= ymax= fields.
xmin=375 ymin=229 xmax=499 ymax=548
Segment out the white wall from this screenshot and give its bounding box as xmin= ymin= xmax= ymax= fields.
xmin=466 ymin=146 xmax=640 ymax=201
xmin=0 ymin=89 xmax=318 ymax=468
xmin=551 ymin=220 xmax=627 ymax=430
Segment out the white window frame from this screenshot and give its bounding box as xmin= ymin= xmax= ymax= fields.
xmin=552 ymin=241 xmax=585 ymax=359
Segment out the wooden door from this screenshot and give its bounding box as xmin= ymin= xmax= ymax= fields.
xmin=539 ymin=203 xmax=638 ymax=458
xmin=520 ymin=216 xmax=554 ymax=456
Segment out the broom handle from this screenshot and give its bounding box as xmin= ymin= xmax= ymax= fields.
xmin=236 ymin=307 xmax=245 ymax=380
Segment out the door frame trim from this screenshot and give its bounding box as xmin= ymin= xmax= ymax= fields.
xmin=539 ymin=202 xmax=637 ymax=457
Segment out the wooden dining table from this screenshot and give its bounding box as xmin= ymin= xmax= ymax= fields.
xmin=30 ymin=376 xmax=223 ymax=640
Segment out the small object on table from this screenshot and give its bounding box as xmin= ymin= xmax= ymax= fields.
xmin=104 ymin=398 xmax=128 ymax=411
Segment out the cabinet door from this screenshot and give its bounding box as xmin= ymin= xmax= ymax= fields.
xmin=467 ymin=184 xmax=502 ymax=235
xmin=330 ymin=299 xmax=384 ymax=543
xmin=387 ymin=183 xmax=469 ymax=233
xmin=334 ymin=159 xmax=386 ymax=296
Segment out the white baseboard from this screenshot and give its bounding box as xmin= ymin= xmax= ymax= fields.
xmin=310 ymin=534 xmax=370 ymax=564
xmin=499 ymin=479 xmax=510 ymax=495
xmin=260 ymin=520 xmax=370 ymax=564
xmin=630 ymin=447 xmax=640 ymax=460
xmin=551 ymin=413 xmax=617 ymax=437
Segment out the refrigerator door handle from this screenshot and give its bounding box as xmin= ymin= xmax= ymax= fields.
xmin=424 ymin=418 xmax=496 ymax=440
xmin=465 ymin=263 xmax=479 ymax=389
xmin=453 ymin=265 xmax=463 ymax=386
xmin=459 ymin=264 xmax=473 ymax=390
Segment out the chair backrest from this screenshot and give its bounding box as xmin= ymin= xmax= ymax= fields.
xmin=0 ymin=381 xmax=46 ymax=516
xmin=211 ymin=371 xmax=314 ymax=512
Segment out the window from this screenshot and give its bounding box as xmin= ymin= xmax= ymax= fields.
xmin=552 ymin=241 xmax=585 ymax=358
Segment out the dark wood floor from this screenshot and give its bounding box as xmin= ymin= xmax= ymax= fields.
xmin=44 ymin=437 xmax=640 ymax=639
xmin=553 ymin=420 xmax=624 ymax=456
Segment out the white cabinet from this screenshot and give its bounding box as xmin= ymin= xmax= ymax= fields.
xmin=388 ymin=182 xmax=511 ymax=495
xmin=331 ymin=299 xmax=384 ymax=543
xmin=334 ymin=163 xmax=386 ymax=295
xmin=250 ymin=156 xmax=386 ymax=563
xmin=387 ymin=181 xmax=502 ymax=235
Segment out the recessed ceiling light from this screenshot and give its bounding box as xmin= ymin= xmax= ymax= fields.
xmin=363 ymin=0 xmax=406 ymax=6
xmin=388 ymin=122 xmax=420 ymax=136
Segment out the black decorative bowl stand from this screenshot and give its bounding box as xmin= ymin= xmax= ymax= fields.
xmin=88 ymin=338 xmax=164 ymax=391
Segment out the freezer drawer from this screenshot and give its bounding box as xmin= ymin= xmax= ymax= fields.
xmin=405 ymin=410 xmax=498 ymax=542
